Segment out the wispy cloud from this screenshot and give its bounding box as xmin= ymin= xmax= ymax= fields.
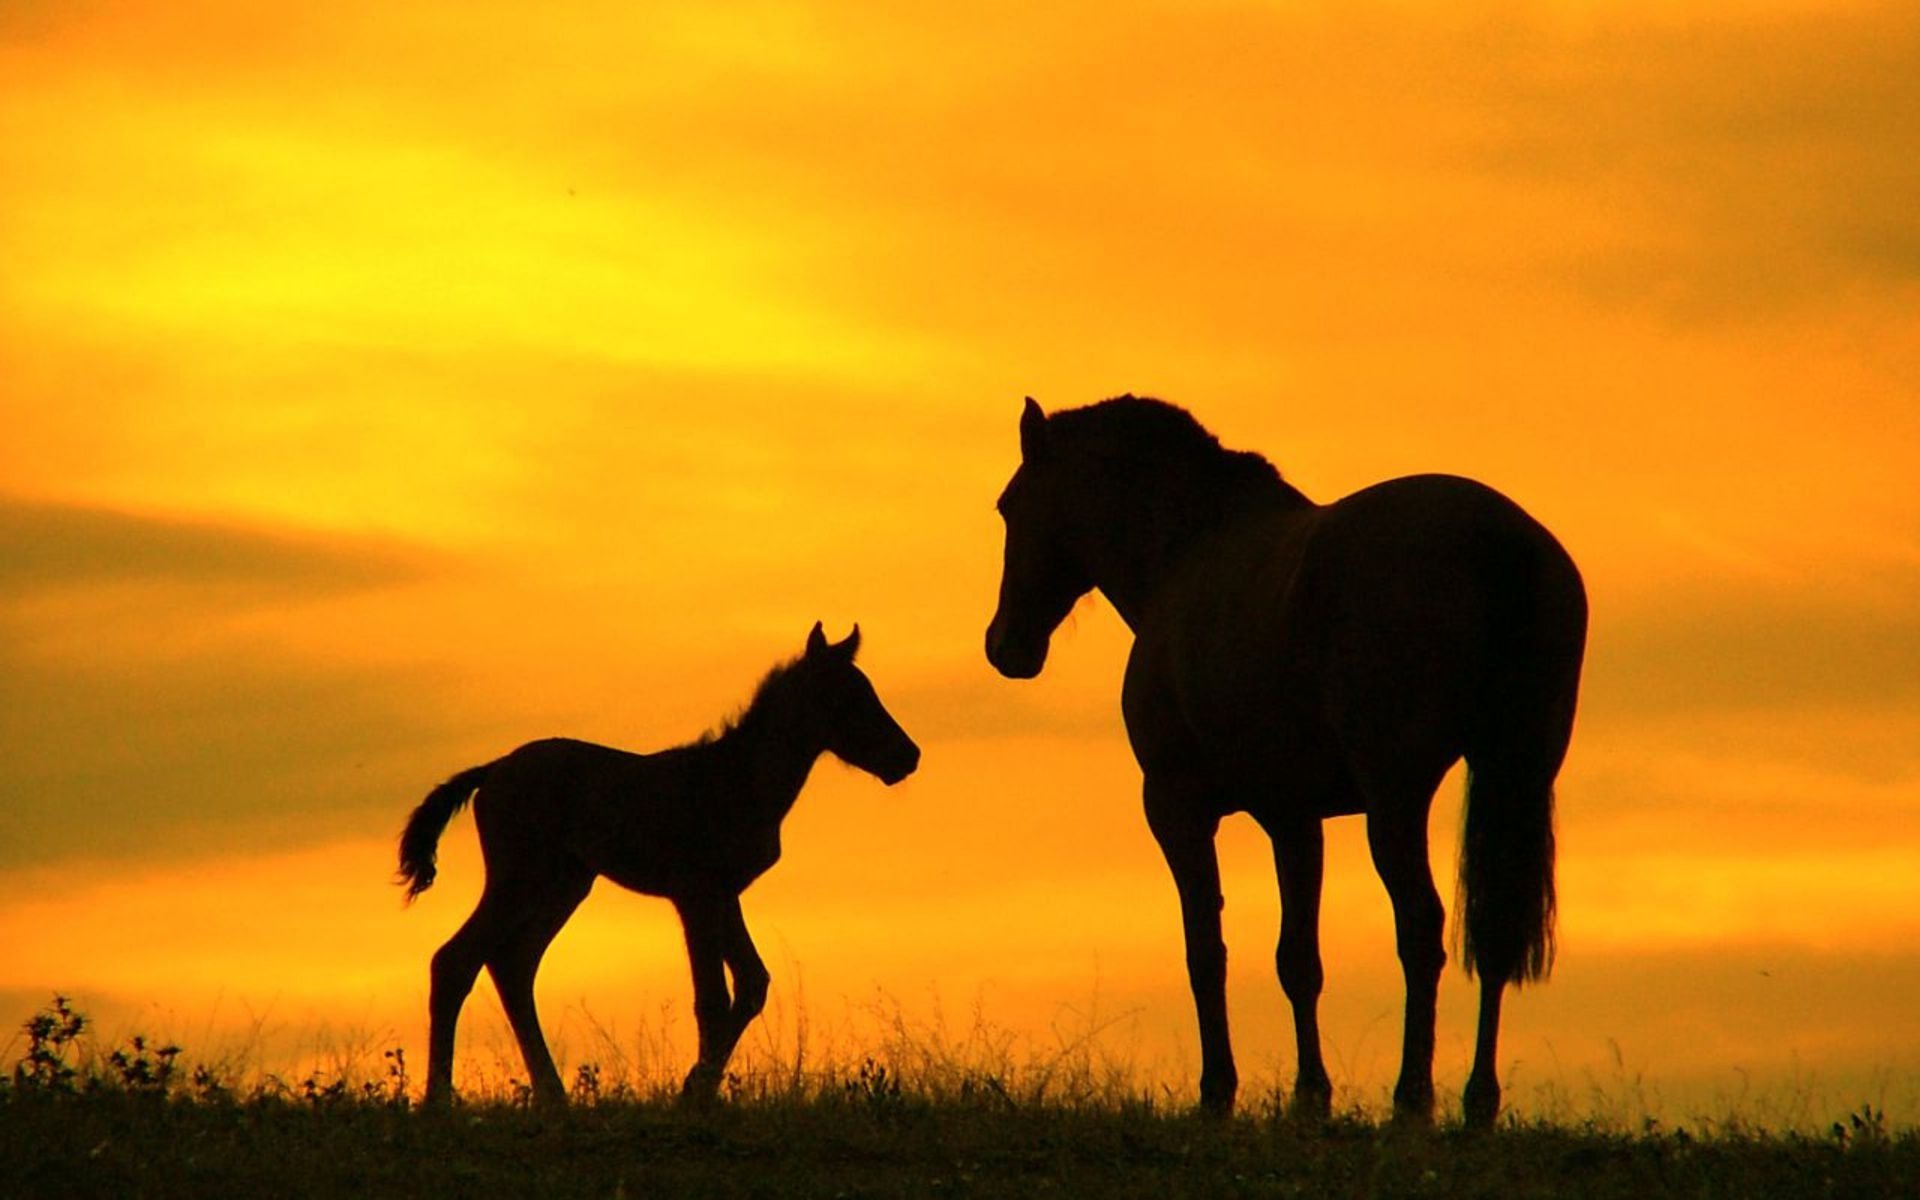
xmin=1453 ymin=5 xmax=1920 ymax=319
xmin=0 ymin=500 xmax=480 ymax=868
xmin=0 ymin=495 xmax=432 ymax=597
xmin=1590 ymin=560 xmax=1920 ymax=718
xmin=1 ymin=0 xmax=1916 ymax=1110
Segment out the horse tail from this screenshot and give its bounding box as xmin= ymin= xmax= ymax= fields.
xmin=1457 ymin=766 xmax=1559 ymax=985
xmin=396 ymin=762 xmax=496 ymax=903
xmin=1458 ymin=527 xmax=1587 ymax=987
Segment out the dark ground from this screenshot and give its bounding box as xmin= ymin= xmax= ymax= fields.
xmin=7 ymin=1088 xmax=1917 ymax=1200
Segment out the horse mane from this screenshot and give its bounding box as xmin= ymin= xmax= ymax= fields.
xmin=698 ymin=639 xmax=854 ymax=745
xmin=699 ymin=657 xmax=800 ymax=745
xmin=1050 ymin=395 xmax=1311 ymax=509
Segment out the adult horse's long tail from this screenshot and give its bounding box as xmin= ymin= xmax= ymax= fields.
xmin=1458 ymin=765 xmax=1560 ymax=985
xmin=396 ymin=762 xmax=495 ymax=903
xmin=1459 ymin=532 xmax=1587 ymax=987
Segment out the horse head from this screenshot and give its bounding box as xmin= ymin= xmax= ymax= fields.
xmin=802 ymin=622 xmax=920 ymax=785
xmin=985 ymin=397 xmax=1093 ymax=679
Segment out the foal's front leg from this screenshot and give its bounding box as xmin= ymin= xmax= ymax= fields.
xmin=721 ymin=898 xmax=771 ymax=1037
xmin=674 ymin=892 xmax=745 ymax=1101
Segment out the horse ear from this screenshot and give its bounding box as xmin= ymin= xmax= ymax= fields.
xmin=837 ymin=623 xmax=862 ymax=661
xmin=1020 ymin=396 xmax=1050 ymax=462
xmin=806 ymin=621 xmax=828 ymax=657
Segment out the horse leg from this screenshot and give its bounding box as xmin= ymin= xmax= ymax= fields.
xmin=1270 ymin=819 xmax=1332 ymax=1120
xmin=425 ymin=886 xmax=518 ymax=1105
xmin=1463 ymin=971 xmax=1505 ymax=1127
xmin=486 ymin=869 xmax=593 ymax=1108
xmin=1145 ymin=773 xmax=1235 ymax=1116
xmin=720 ymin=897 xmax=771 ymax=1053
xmin=668 ymin=895 xmax=768 ymax=1090
xmin=1364 ymin=799 xmax=1446 ymax=1123
xmin=673 ymin=892 xmax=735 ymax=1102
xmin=1457 ymin=754 xmax=1563 ymax=1128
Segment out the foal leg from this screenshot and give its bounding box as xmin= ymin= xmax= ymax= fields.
xmin=672 ymin=896 xmax=770 ymax=1097
xmin=1145 ymin=773 xmax=1236 ymax=1116
xmin=486 ymin=869 xmax=593 ymax=1108
xmin=720 ymin=898 xmax=771 ymax=1051
xmin=673 ymin=892 xmax=737 ymax=1102
xmin=1364 ymin=799 xmax=1446 ymax=1123
xmin=1270 ymin=819 xmax=1332 ymax=1120
xmin=426 ymin=886 xmax=519 ymax=1105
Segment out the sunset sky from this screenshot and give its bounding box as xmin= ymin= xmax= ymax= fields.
xmin=3 ymin=0 xmax=1917 ymax=1120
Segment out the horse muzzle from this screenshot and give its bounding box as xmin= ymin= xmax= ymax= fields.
xmin=878 ymin=739 xmax=921 ymax=786
xmin=985 ymin=619 xmax=1048 ymax=679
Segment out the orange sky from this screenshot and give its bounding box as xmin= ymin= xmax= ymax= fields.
xmin=3 ymin=0 xmax=1918 ymax=1121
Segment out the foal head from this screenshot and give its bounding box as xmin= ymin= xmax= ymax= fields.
xmin=789 ymin=622 xmax=920 ymax=785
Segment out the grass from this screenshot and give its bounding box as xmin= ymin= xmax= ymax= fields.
xmin=6 ymin=997 xmax=1918 ymax=1199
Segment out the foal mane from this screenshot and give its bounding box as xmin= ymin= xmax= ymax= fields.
xmin=1051 ymin=395 xmax=1311 ymax=509
xmin=699 ymin=641 xmax=853 ymax=745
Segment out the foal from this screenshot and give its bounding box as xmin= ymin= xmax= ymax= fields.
xmin=397 ymin=623 xmax=920 ymax=1106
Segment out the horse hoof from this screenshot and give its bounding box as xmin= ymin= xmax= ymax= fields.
xmin=1390 ymin=1106 xmax=1436 ymax=1132
xmin=1197 ymin=1084 xmax=1237 ymax=1119
xmin=1462 ymin=1083 xmax=1500 ymax=1131
xmin=1391 ymin=1085 xmax=1436 ymax=1128
xmin=1289 ymin=1087 xmax=1332 ymax=1124
xmin=679 ymin=1064 xmax=724 ymax=1107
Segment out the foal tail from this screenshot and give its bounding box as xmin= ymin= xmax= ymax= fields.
xmin=1458 ymin=527 xmax=1587 ymax=988
xmin=396 ymin=762 xmax=496 ymax=903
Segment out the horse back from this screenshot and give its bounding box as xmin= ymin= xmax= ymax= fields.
xmin=1305 ymin=473 xmax=1583 ymax=697
xmin=1124 ymin=474 xmax=1584 ymax=807
xmin=472 ymin=737 xmax=764 ymax=896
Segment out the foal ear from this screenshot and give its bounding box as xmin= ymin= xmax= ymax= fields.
xmin=836 ymin=623 xmax=862 ymax=661
xmin=1019 ymin=396 xmax=1050 ymax=462
xmin=805 ymin=620 xmax=828 ymax=657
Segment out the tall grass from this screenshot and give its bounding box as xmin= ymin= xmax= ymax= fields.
xmin=9 ymin=992 xmax=1916 ymax=1131
xmin=6 ymin=995 xmax=1919 ymax=1199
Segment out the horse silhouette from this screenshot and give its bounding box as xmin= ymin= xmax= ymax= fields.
xmin=985 ymin=396 xmax=1586 ymax=1126
xmin=397 ymin=622 xmax=920 ymax=1106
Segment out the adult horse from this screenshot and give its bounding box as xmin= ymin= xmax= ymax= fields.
xmin=985 ymin=396 xmax=1585 ymax=1126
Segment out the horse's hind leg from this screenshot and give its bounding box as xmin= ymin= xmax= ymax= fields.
xmin=1269 ymin=818 xmax=1333 ymax=1120
xmin=486 ymin=867 xmax=593 ymax=1107
xmin=1463 ymin=970 xmax=1506 ymax=1128
xmin=426 ymin=886 xmax=519 ymax=1105
xmin=1361 ymin=783 xmax=1447 ymax=1123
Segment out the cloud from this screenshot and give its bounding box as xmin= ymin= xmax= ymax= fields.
xmin=0 ymin=495 xmax=431 ymax=598
xmin=884 ymin=674 xmax=1125 ymax=745
xmin=1588 ymin=560 xmax=1920 ymax=719
xmin=1450 ymin=4 xmax=1920 ymax=319
xmin=0 ymin=499 xmax=485 ymax=870
xmin=0 ymin=641 xmax=483 ymax=870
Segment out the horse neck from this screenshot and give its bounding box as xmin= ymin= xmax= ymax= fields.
xmin=1082 ymin=481 xmax=1308 ymax=629
xmin=723 ymin=699 xmax=823 ymax=824
xmin=1086 ymin=540 xmax=1167 ymax=629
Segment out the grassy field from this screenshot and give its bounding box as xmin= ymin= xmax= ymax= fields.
xmin=7 ymin=998 xmax=1918 ymax=1198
